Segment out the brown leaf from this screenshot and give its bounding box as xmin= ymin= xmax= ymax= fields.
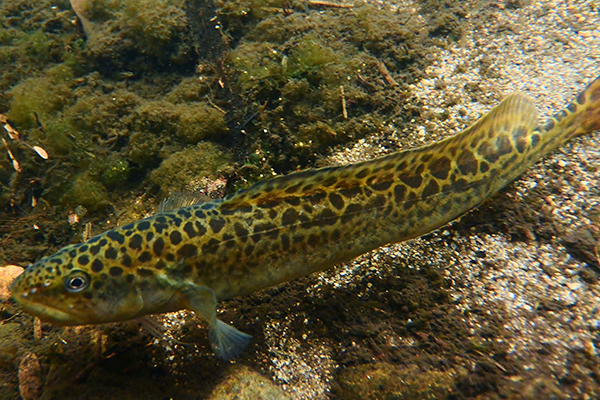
xmin=4 ymin=123 xmax=19 ymax=140
xmin=32 ymin=146 xmax=48 ymax=159
xmin=18 ymin=353 xmax=42 ymax=400
xmin=68 ymin=211 xmax=79 ymax=226
xmin=11 ymin=158 xmax=21 ymax=173
xmin=3 ymin=138 xmax=21 ymax=172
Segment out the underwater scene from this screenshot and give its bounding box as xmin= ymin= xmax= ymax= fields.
xmin=1 ymin=0 xmax=600 ymax=398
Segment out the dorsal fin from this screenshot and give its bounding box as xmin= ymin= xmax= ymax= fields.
xmin=461 ymin=92 xmax=538 ymax=141
xmin=157 ymin=192 xmax=211 ymax=213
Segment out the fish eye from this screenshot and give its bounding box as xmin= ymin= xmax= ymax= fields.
xmin=64 ymin=272 xmax=90 ymax=293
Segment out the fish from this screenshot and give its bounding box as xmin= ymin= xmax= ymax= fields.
xmin=10 ymin=75 xmax=600 ymax=360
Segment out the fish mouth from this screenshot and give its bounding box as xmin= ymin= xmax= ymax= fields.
xmin=12 ymin=295 xmax=87 ymax=326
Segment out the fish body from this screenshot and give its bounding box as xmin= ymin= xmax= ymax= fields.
xmin=10 ymin=76 xmax=600 ymax=360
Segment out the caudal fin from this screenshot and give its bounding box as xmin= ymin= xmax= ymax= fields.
xmin=545 ymin=75 xmax=600 ymax=141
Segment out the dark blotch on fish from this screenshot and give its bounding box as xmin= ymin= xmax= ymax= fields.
xmin=91 ymin=259 xmax=104 ymax=273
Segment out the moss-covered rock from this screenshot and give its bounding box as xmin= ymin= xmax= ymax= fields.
xmin=98 ymin=156 xmax=130 ymax=188
xmin=61 ymin=173 xmax=110 ymax=211
xmin=228 ymin=40 xmax=285 ymax=92
xmin=150 ymin=141 xmax=232 ymax=196
xmin=164 ymin=76 xmax=210 ymax=103
xmin=126 ymin=130 xmax=164 ymax=169
xmin=7 ymin=74 xmax=73 ymax=129
xmin=130 ymin=99 xmax=180 ymax=137
xmin=67 ymin=88 xmax=142 ymax=137
xmin=287 ymin=35 xmax=339 ymax=79
xmin=175 ymin=102 xmax=228 ymax=144
xmin=80 ymin=0 xmax=197 ymax=74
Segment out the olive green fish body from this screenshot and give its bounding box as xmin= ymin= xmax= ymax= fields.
xmin=10 ymin=76 xmax=600 ymax=360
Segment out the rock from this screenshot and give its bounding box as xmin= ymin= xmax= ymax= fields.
xmin=207 ymin=366 xmax=290 ymax=400
xmin=336 ymin=362 xmax=466 ymax=400
xmin=0 ymin=265 xmax=24 ymax=301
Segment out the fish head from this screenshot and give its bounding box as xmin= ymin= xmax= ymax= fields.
xmin=10 ymin=242 xmax=145 ymax=326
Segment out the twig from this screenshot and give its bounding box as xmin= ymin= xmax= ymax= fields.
xmin=308 ymin=1 xmax=354 ymax=9
xmin=340 ymin=85 xmax=348 ymax=119
xmin=2 ymin=138 xmax=21 ymax=172
xmin=207 ymin=97 xmax=226 ymax=114
xmin=83 ymin=222 xmax=93 ymax=242
xmin=376 ymin=60 xmax=399 ymax=87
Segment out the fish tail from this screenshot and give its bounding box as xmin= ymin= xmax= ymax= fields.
xmin=544 ymin=75 xmax=600 ymax=142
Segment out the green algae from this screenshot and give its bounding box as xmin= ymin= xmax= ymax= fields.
xmin=61 ymin=174 xmax=110 ymax=211
xmin=99 ymin=157 xmax=130 ymax=188
xmin=228 ymin=41 xmax=284 ymax=92
xmin=130 ymin=99 xmax=181 ymax=138
xmin=164 ymin=76 xmax=210 ymax=103
xmin=216 ymin=0 xmax=287 ymax=22
xmin=174 ymin=102 xmax=229 ymax=144
xmin=219 ymin=3 xmax=444 ymax=171
xmin=41 ymin=119 xmax=78 ymax=155
xmin=150 ymin=141 xmax=232 ymax=196
xmin=126 ymin=131 xmax=163 ymax=169
xmin=7 ymin=72 xmax=74 ymax=129
xmin=0 ymin=1 xmax=82 ymax=112
xmin=80 ymin=0 xmax=196 ymax=74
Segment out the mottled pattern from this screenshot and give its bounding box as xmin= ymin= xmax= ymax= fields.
xmin=10 ymin=76 xmax=600 ymax=327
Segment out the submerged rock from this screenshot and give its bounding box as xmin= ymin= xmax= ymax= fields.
xmin=207 ymin=366 xmax=291 ymax=400
xmin=0 ymin=265 xmax=23 ymax=301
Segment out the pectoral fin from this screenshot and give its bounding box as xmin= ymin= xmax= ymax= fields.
xmin=181 ymin=284 xmax=251 ymax=360
xmin=209 ymin=319 xmax=253 ymax=361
